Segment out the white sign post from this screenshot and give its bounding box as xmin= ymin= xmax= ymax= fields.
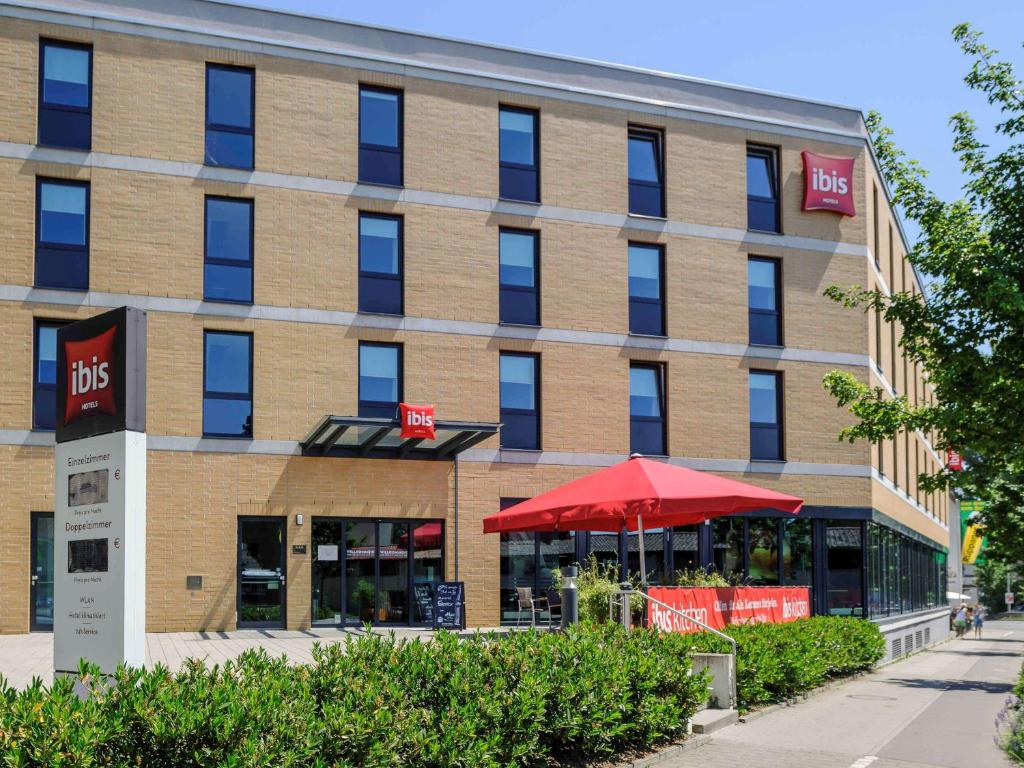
xmin=1006 ymin=592 xmax=1015 ymax=607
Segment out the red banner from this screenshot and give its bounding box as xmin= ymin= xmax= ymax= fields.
xmin=647 ymin=586 xmax=811 ymax=634
xmin=947 ymin=450 xmax=963 ymax=471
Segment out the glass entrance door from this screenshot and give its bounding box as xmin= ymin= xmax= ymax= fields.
xmin=30 ymin=512 xmax=54 ymax=632
xmin=237 ymin=517 xmax=286 ymax=628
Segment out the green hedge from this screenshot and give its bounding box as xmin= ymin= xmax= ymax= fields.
xmin=0 ymin=624 xmax=708 ymax=768
xmin=998 ymin=661 xmax=1024 ymax=762
xmin=686 ymin=616 xmax=886 ymax=710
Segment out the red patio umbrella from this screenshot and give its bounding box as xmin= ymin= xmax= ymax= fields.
xmin=482 ymin=455 xmax=802 ymax=585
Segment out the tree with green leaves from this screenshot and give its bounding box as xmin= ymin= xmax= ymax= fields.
xmin=822 ymin=23 xmax=1024 ymax=564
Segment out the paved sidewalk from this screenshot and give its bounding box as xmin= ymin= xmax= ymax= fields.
xmin=662 ymin=619 xmax=1024 ymax=768
xmin=0 ymin=625 xmax=488 ymax=689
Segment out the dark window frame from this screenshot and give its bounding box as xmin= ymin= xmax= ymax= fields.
xmin=499 ymin=351 xmax=541 ymax=451
xmin=358 ymin=341 xmax=403 ymax=419
xmin=498 ymin=227 xmax=540 ymax=327
xmin=38 ymin=38 xmax=93 ymax=150
xmin=358 ymin=84 xmax=404 ymax=187
xmin=202 ymin=330 xmax=254 ymax=439
xmin=749 ymin=369 xmax=784 ymax=461
xmin=746 ymin=145 xmax=781 ymax=234
xmin=358 ymin=212 xmax=405 ymax=316
xmin=628 ymin=242 xmax=666 ymax=337
xmin=748 ymin=255 xmax=783 ymax=347
xmin=629 ymin=361 xmax=667 ymax=457
xmin=627 ymin=126 xmax=666 ymax=218
xmin=203 ymin=195 xmax=254 ymax=305
xmin=32 ymin=319 xmax=67 ymax=431
xmin=498 ymin=105 xmax=540 ymax=203
xmin=35 ymin=176 xmax=90 ymax=291
xmin=205 ymin=63 xmax=255 ymax=170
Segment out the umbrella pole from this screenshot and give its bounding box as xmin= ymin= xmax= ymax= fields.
xmin=637 ymin=513 xmax=648 ymax=590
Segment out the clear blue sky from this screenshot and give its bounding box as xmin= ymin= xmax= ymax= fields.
xmin=240 ymin=0 xmax=1022 ymax=224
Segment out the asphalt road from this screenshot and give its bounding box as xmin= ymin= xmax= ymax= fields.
xmin=663 ymin=619 xmax=1023 ymax=768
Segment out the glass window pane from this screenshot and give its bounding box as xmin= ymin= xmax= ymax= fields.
xmin=500 ymin=531 xmax=537 ymax=622
xmin=205 ymin=333 xmax=251 ymax=394
xmin=360 ymin=216 xmax=400 ymax=275
xmin=43 ymin=45 xmax=90 ymax=107
xmin=37 ymin=325 xmax=58 ymax=384
xmin=499 ymin=231 xmax=536 ymax=287
xmin=629 ymin=366 xmax=661 ymax=418
xmin=671 ymin=526 xmax=699 ymax=572
xmin=628 ymin=134 xmax=659 ymax=182
xmin=749 ymin=372 xmax=778 ymax=425
xmin=205 ymin=130 xmax=253 ymax=168
xmin=783 ymin=518 xmax=813 ymax=586
xmin=628 ymin=245 xmax=661 ymax=299
xmin=748 ymin=519 xmax=779 ymax=585
xmin=827 ymin=523 xmax=863 ymax=616
xmin=500 ymin=355 xmax=536 ymax=410
xmin=203 ymin=398 xmax=252 ymax=437
xmin=208 ymin=67 xmax=253 ymax=128
xmin=499 ymin=109 xmax=535 ymax=166
xmin=359 ymin=345 xmax=399 ymax=403
xmin=627 ymin=527 xmax=665 ymax=584
xmin=712 ymin=518 xmax=743 ymax=576
xmin=360 ymin=89 xmax=399 ymax=148
xmin=206 ymin=199 xmax=252 ymax=263
xmin=204 ymin=263 xmax=252 ymax=303
xmin=748 ymin=259 xmax=776 ymax=310
xmin=747 ymin=152 xmax=774 ymax=198
xmin=39 ymin=183 xmax=87 ymax=245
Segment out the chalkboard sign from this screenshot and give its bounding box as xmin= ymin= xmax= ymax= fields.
xmin=413 ymin=582 xmax=435 ymax=626
xmin=433 ymin=581 xmax=465 ymax=630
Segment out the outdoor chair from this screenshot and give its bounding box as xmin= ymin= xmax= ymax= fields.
xmin=515 ymin=586 xmax=547 ymax=627
xmin=545 ymin=588 xmax=562 ymax=628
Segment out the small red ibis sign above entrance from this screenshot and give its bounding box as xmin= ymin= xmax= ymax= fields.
xmin=400 ymin=403 xmax=436 ymax=440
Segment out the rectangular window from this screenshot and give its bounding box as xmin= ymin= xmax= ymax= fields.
xmin=203 ymin=331 xmax=253 ymax=438
xmin=499 ymin=352 xmax=540 ymax=450
xmin=872 ymin=185 xmax=880 ymax=269
xmin=629 ymin=363 xmax=666 ymax=456
xmin=874 ymin=306 xmax=883 ymax=374
xmin=33 ymin=320 xmax=66 ymax=430
xmin=205 ymin=64 xmax=254 ymax=169
xmin=38 ymin=39 xmax=92 ymax=150
xmin=359 ymin=213 xmax=403 ymax=315
xmin=36 ymin=178 xmax=89 ymax=290
xmin=499 ymin=106 xmax=539 ymax=203
xmin=359 ymin=86 xmax=403 ymax=186
xmin=358 ymin=342 xmax=402 ymax=418
xmin=627 ymin=127 xmax=665 ymax=218
xmin=749 ymin=370 xmax=783 ymax=460
xmin=628 ymin=243 xmax=665 ymax=336
xmin=747 ymin=146 xmax=780 ymax=233
xmin=204 ymin=197 xmax=253 ymax=304
xmin=499 ymin=229 xmax=539 ymax=325
xmin=748 ymin=256 xmax=782 ymax=346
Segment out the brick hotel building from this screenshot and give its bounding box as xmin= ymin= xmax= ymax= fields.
xmin=0 ymin=0 xmax=951 ymax=657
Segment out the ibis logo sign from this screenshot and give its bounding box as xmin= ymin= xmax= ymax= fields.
xmin=56 ymin=307 xmax=147 ymax=444
xmin=802 ymin=151 xmax=856 ymax=216
xmin=399 ymin=403 xmax=436 ymax=440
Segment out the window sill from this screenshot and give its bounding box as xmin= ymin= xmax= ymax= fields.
xmin=748 ymin=342 xmax=784 ymax=350
xmin=626 ymin=212 xmax=667 ymax=222
xmin=498 ymin=447 xmax=542 ymax=454
xmin=355 ymin=180 xmax=404 ymax=190
xmin=749 ymin=458 xmax=787 ymax=464
xmin=497 ymin=197 xmax=541 ymax=206
xmin=203 ymin=297 xmax=254 ymax=307
xmin=498 ymin=321 xmax=541 ymax=329
xmin=36 ymin=141 xmax=91 ymax=153
xmin=747 ymin=227 xmax=784 ymax=236
xmin=203 ymin=162 xmax=255 ymax=172
xmin=33 ymin=284 xmax=88 ymax=293
xmin=201 ymin=434 xmax=254 ymax=441
xmin=30 ymin=427 xmax=56 ymax=434
xmin=356 ymin=310 xmax=404 ymax=318
xmin=628 ymin=332 xmax=668 ymax=340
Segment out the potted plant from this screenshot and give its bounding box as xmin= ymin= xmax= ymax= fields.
xmin=355 ymin=578 xmax=376 ymax=622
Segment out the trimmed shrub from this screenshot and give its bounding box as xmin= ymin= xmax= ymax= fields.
xmin=0 ymin=623 xmax=708 ymax=768
xmin=997 ymin=660 xmax=1024 ymax=762
xmin=686 ymin=616 xmax=886 ymax=710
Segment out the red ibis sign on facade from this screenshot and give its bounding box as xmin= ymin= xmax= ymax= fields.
xmin=802 ymin=150 xmax=856 ymax=217
xmin=947 ymin=450 xmax=964 ymax=471
xmin=399 ymin=403 xmax=436 ymax=440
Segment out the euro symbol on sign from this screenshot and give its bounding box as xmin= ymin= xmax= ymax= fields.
xmin=114 ymin=469 xmax=121 ymax=480
xmin=114 ymin=537 xmax=121 ymax=549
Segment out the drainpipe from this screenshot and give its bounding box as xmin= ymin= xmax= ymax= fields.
xmin=453 ymin=455 xmax=460 ymax=582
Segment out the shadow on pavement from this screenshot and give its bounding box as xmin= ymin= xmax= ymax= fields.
xmin=883 ymin=677 xmax=1014 ymax=694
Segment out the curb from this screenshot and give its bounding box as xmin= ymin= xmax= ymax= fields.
xmin=613 ymin=734 xmax=712 ymax=768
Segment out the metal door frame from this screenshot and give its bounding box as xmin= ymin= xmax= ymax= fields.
xmin=30 ymin=511 xmax=54 ymax=632
xmin=236 ymin=516 xmax=287 ymax=629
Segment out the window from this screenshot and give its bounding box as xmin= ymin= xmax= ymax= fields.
xmin=359 ymin=86 xmax=402 ymax=186
xmin=748 ymin=519 xmax=779 ymax=585
xmin=747 ymin=146 xmax=780 ymax=233
xmin=499 ymin=229 xmax=539 ymax=325
xmin=627 ymin=127 xmax=664 ymax=217
xmin=826 ymin=522 xmax=863 ymax=616
xmin=749 ymin=370 xmax=783 ymax=460
xmin=36 ymin=178 xmax=89 ymax=290
xmin=358 ymin=342 xmax=402 ymax=418
xmin=499 ymin=107 xmax=539 ymax=203
xmin=872 ymin=185 xmax=880 ymax=269
xmin=499 ymin=353 xmax=540 ymax=450
xmin=748 ymin=257 xmax=781 ymax=346
xmin=359 ymin=214 xmax=403 ymax=315
xmin=629 ymin=363 xmax=666 ymax=456
xmin=628 ymin=244 xmax=664 ymax=336
xmin=33 ymin=321 xmax=66 ymax=430
xmin=38 ymin=40 xmax=91 ymax=150
xmin=204 ymin=197 xmax=253 ymax=303
xmin=205 ymin=64 xmax=254 ymax=169
xmin=203 ymin=331 xmax=253 ymax=438
xmin=874 ymin=306 xmax=883 ymax=374
xmin=712 ymin=518 xmax=743 ymax=576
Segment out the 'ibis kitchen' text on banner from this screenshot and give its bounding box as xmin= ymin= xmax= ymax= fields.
xmin=647 ymin=586 xmax=811 ymax=634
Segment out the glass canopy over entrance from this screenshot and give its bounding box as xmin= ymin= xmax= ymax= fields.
xmin=300 ymin=416 xmax=499 ymax=460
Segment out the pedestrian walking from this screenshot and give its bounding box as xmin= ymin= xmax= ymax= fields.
xmin=973 ymin=605 xmax=985 ymax=639
xmin=954 ymin=603 xmax=968 ymax=638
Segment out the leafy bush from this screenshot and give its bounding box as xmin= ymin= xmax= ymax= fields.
xmin=0 ymin=624 xmax=708 ymax=768
xmin=672 ymin=568 xmax=730 ymax=587
xmin=997 ymin=661 xmax=1024 ymax=762
xmin=686 ymin=616 xmax=885 ymax=710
